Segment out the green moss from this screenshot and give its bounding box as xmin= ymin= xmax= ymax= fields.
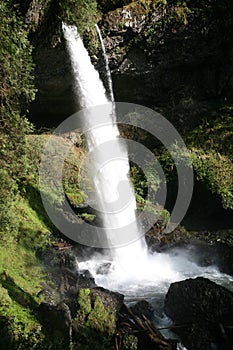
xmin=78 ymin=288 xmax=92 ymax=316
xmin=0 ymin=283 xmax=44 ymax=343
xmin=87 ymin=296 xmax=115 ymax=336
xmin=0 ymin=244 xmax=47 ymax=349
xmin=75 ymin=289 xmax=116 ymax=348
xmin=0 ymin=285 xmax=45 ymax=350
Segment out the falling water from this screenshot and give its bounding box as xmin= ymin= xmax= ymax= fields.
xmin=95 ymin=24 xmax=114 ymax=102
xmin=62 ymin=23 xmax=146 ymax=255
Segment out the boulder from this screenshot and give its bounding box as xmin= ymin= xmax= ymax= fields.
xmin=164 ymin=277 xmax=233 ymax=350
xmin=38 ymin=301 xmax=72 ymax=337
xmin=90 ymin=286 xmax=124 ymax=313
xmin=77 ymin=269 xmax=97 ymax=288
xmin=71 ymin=287 xmax=124 ymax=347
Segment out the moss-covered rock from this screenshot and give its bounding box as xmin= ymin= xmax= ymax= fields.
xmin=71 ymin=287 xmax=123 ymax=349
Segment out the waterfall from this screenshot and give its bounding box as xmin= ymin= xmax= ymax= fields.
xmin=62 ymin=23 xmax=146 ymax=255
xmin=95 ymin=24 xmax=114 ymax=102
xmin=61 ymin=28 xmax=233 ymax=347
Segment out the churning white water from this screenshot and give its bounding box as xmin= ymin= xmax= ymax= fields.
xmin=62 ymin=23 xmax=233 ymax=322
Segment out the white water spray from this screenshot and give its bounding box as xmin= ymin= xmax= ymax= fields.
xmin=62 ymin=23 xmax=146 ymax=256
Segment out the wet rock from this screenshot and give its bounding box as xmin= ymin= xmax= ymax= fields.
xmin=130 ymin=299 xmax=154 ymax=320
xmin=96 ymin=262 xmax=112 ymax=275
xmin=77 ymin=269 xmax=96 ymax=288
xmin=29 ymin=43 xmax=76 ymax=127
xmin=90 ymin=286 xmax=124 ymax=313
xmin=164 ymin=277 xmax=233 ymax=350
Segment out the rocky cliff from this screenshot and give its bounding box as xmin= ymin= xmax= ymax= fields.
xmin=25 ymin=0 xmax=233 ymax=128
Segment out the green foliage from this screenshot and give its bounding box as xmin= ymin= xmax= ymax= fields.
xmin=129 ymin=164 xmax=170 ymax=229
xmin=0 ymin=169 xmax=19 ymax=242
xmin=188 ymin=106 xmax=233 ymax=209
xmin=0 ymin=282 xmax=45 ymax=350
xmin=141 ymin=0 xmax=190 ymax=45
xmin=0 ymin=2 xmax=36 ymax=113
xmin=0 ymin=244 xmax=48 ymax=350
xmin=157 ymin=143 xmax=193 ymax=179
xmin=190 ymin=149 xmax=232 ymax=209
xmin=130 ymin=159 xmax=165 ymax=198
xmin=122 ymin=333 xmax=138 ymax=350
xmin=188 ymin=107 xmax=233 ymax=156
xmin=0 ymin=0 xmax=36 ymax=237
xmin=0 ymin=188 xmax=55 ymax=349
xmin=59 ymin=0 xmax=100 ymax=36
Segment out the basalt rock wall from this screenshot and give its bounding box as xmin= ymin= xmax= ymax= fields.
xmin=25 ymin=0 xmax=233 ymax=127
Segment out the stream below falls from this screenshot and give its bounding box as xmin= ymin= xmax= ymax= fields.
xmin=78 ymin=244 xmax=233 ymax=345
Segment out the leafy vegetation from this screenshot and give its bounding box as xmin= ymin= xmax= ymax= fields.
xmin=0 ymin=3 xmax=52 ymax=348
xmin=188 ymin=106 xmax=233 ymax=209
xmin=156 ymin=104 xmax=233 ymax=211
xmin=60 ymin=0 xmax=100 ymax=35
xmin=0 ymin=0 xmax=35 ymax=238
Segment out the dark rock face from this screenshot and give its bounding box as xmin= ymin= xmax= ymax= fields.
xmin=101 ymin=1 xmax=233 ymax=109
xmin=27 ymin=1 xmax=233 ymax=127
xmin=30 ymin=44 xmax=77 ymax=127
xmin=39 ymin=301 xmax=72 ymax=327
xmin=164 ymin=277 xmax=233 ymax=350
